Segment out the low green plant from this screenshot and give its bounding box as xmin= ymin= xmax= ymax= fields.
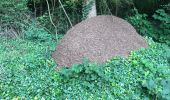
xmin=128 ymin=39 xmax=170 ymax=99
xmin=23 ymin=23 xmax=53 ymax=41
xmin=56 ymin=38 xmax=170 ymax=100
xmin=0 ymin=36 xmax=58 ymax=99
xmin=0 ymin=36 xmax=170 ymax=99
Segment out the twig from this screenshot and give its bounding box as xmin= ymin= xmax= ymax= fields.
xmin=45 ymin=0 xmax=58 ymax=41
xmin=58 ymin=0 xmax=73 ymax=27
xmin=102 ymin=0 xmax=113 ymax=15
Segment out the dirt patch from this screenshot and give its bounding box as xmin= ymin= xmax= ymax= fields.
xmin=52 ymin=15 xmax=148 ymax=67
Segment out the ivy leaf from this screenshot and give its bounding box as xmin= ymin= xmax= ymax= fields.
xmin=147 ymin=79 xmax=156 ymax=90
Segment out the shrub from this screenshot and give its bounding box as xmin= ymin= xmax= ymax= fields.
xmin=152 ymin=9 xmax=170 ymax=45
xmin=126 ymin=8 xmax=154 ymax=37
xmin=0 ymin=0 xmax=28 ymax=33
xmin=127 ymin=7 xmax=170 ymax=46
xmin=133 ymin=0 xmax=170 ymax=15
xmin=23 ymin=23 xmax=52 ymax=41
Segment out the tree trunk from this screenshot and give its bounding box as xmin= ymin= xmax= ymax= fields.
xmin=84 ymin=0 xmax=97 ymax=18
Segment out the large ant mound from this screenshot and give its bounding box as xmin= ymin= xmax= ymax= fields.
xmin=52 ymin=15 xmax=148 ymax=67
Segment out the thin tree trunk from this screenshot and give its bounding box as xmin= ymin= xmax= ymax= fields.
xmin=85 ymin=0 xmax=97 ymax=18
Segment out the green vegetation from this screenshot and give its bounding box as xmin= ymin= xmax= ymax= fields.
xmin=0 ymin=36 xmax=56 ymax=99
xmin=0 ymin=0 xmax=170 ymax=99
xmin=0 ymin=36 xmax=170 ymax=99
xmin=0 ymin=0 xmax=28 ymax=33
xmin=127 ymin=6 xmax=170 ymax=46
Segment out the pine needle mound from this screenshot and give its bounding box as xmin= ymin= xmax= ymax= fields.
xmin=52 ymin=15 xmax=148 ymax=67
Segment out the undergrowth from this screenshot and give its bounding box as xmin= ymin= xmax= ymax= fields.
xmin=0 ymin=36 xmax=170 ymax=99
xmin=127 ymin=6 xmax=170 ymax=46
